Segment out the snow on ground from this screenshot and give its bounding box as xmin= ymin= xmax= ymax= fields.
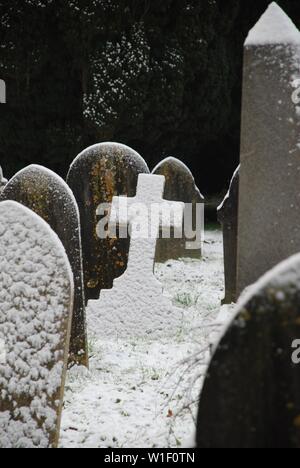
xmin=60 ymin=229 xmax=233 ymax=448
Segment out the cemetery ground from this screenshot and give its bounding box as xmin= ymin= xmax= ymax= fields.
xmin=60 ymin=227 xmax=229 ymax=448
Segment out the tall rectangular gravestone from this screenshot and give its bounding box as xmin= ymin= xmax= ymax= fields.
xmin=237 ymin=3 xmax=300 ymax=297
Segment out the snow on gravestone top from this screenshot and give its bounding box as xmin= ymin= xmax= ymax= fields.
xmin=152 ymin=157 xmax=204 ymax=262
xmin=197 ymin=253 xmax=300 ymax=448
xmin=67 ymin=142 xmax=150 ymax=302
xmin=245 ymin=2 xmax=300 ymax=46
xmin=0 ymin=201 xmax=73 ymax=448
xmin=87 ymin=174 xmax=185 ymax=340
xmin=1 ymin=165 xmax=87 ymax=367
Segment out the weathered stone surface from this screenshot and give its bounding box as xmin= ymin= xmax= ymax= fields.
xmin=0 ymin=201 xmax=73 ymax=448
xmin=87 ymin=174 xmax=185 ymax=340
xmin=67 ymin=142 xmax=149 ymax=301
xmin=1 ymin=165 xmax=87 ymax=367
xmin=237 ymin=3 xmax=300 ymax=297
xmin=197 ymin=253 xmax=300 ymax=448
xmin=218 ymin=166 xmax=239 ymax=304
xmin=153 ymin=157 xmax=204 ymax=262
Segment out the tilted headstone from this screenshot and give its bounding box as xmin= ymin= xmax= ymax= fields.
xmin=152 ymin=157 xmax=204 ymax=262
xmin=0 ymin=201 xmax=73 ymax=448
xmin=197 ymin=253 xmax=300 ymax=448
xmin=1 ymin=165 xmax=87 ymax=367
xmin=237 ymin=3 xmax=300 ymax=297
xmin=67 ymin=142 xmax=150 ymax=301
xmin=218 ymin=166 xmax=239 ymax=304
xmin=87 ymin=174 xmax=185 ymax=339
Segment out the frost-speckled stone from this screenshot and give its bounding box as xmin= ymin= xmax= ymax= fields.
xmin=67 ymin=142 xmax=150 ymax=302
xmin=87 ymin=174 xmax=185 ymax=339
xmin=1 ymin=165 xmax=87 ymax=367
xmin=153 ymin=157 xmax=204 ymax=263
xmin=197 ymin=253 xmax=300 ymax=448
xmin=0 ymin=201 xmax=74 ymax=448
xmin=237 ymin=4 xmax=300 ymax=297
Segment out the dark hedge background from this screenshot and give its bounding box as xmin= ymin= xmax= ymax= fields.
xmin=1 ymin=0 xmax=300 ymax=194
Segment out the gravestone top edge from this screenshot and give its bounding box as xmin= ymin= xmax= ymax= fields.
xmin=69 ymin=142 xmax=149 ymax=172
xmin=153 ymin=156 xmax=205 ymax=200
xmin=3 ymin=164 xmax=81 ymax=218
xmin=0 ymin=199 xmax=75 ymax=290
xmin=245 ymin=2 xmax=300 ymax=47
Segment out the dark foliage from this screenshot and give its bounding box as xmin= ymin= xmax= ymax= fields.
xmin=0 ymin=0 xmax=299 ymax=193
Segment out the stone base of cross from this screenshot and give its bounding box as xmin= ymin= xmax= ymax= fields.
xmin=87 ymin=174 xmax=187 ymax=339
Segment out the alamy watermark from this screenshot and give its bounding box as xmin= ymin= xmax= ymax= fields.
xmin=0 ymin=79 xmax=6 ymax=104
xmin=96 ymin=200 xmax=204 ymax=250
xmin=292 ymin=339 xmax=300 ymax=365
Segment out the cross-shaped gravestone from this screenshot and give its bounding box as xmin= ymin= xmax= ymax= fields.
xmin=87 ymin=174 xmax=185 ymax=340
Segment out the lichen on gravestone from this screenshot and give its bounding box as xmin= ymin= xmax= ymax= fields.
xmin=153 ymin=157 xmax=204 ymax=263
xmin=197 ymin=252 xmax=300 ymax=448
xmin=1 ymin=165 xmax=88 ymax=368
xmin=67 ymin=142 xmax=150 ymax=302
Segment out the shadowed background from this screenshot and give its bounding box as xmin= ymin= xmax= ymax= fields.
xmin=1 ymin=0 xmax=299 ymax=195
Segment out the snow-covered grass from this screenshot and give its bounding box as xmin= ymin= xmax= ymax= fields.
xmin=60 ymin=229 xmax=231 ymax=448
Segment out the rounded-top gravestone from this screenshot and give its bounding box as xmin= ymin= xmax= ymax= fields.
xmin=1 ymin=165 xmax=87 ymax=368
xmin=0 ymin=201 xmax=73 ymax=448
xmin=67 ymin=142 xmax=149 ymax=301
xmin=197 ymin=253 xmax=300 ymax=448
xmin=152 ymin=157 xmax=204 ymax=262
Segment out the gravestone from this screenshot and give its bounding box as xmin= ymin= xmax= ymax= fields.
xmin=0 ymin=166 xmax=7 ymax=192
xmin=0 ymin=201 xmax=73 ymax=448
xmin=237 ymin=3 xmax=300 ymax=297
xmin=197 ymin=253 xmax=300 ymax=448
xmin=67 ymin=142 xmax=150 ymax=302
xmin=153 ymin=157 xmax=204 ymax=262
xmin=218 ymin=166 xmax=239 ymax=304
xmin=87 ymin=174 xmax=185 ymax=339
xmin=1 ymin=165 xmax=87 ymax=367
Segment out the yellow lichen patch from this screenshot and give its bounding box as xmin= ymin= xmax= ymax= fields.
xmin=293 ymin=415 xmax=300 ymax=428
xmin=286 ymin=402 xmax=295 ymax=410
xmin=240 ymin=308 xmax=251 ymax=322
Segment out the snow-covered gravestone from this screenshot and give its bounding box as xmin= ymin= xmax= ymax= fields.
xmin=218 ymin=166 xmax=239 ymax=304
xmin=1 ymin=165 xmax=87 ymax=367
xmin=197 ymin=253 xmax=300 ymax=448
xmin=0 ymin=201 xmax=73 ymax=449
xmin=237 ymin=3 xmax=300 ymax=297
xmin=87 ymin=174 xmax=185 ymax=339
xmin=153 ymin=157 xmax=204 ymax=262
xmin=67 ymin=142 xmax=150 ymax=302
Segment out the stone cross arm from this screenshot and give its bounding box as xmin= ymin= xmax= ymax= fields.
xmin=109 ymin=174 xmax=184 ymax=237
